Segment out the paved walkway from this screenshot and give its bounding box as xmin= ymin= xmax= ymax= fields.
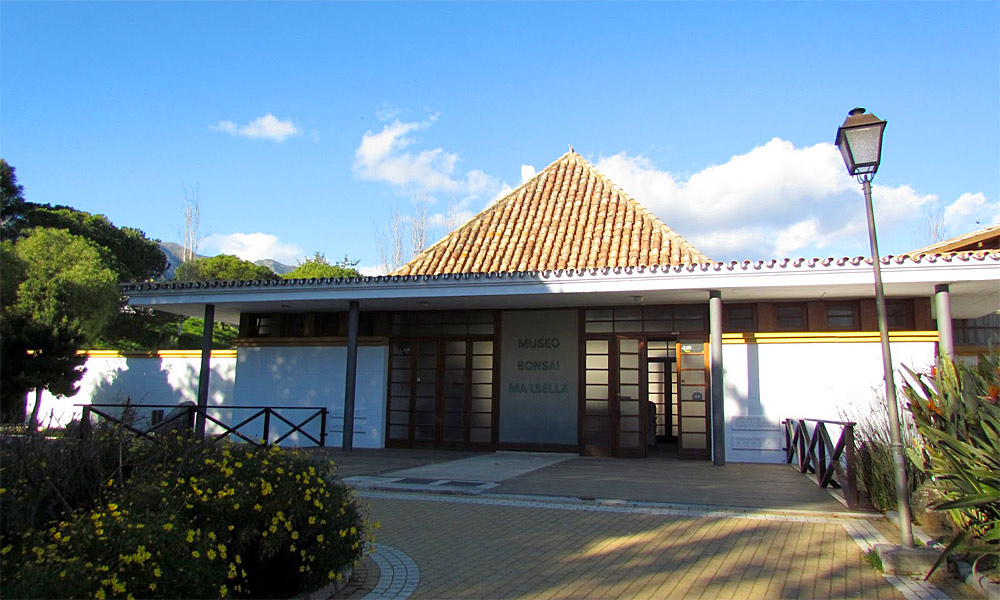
xmin=318 ymin=450 xmax=982 ymax=600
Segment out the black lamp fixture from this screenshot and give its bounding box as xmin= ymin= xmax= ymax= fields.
xmin=836 ymin=107 xmax=887 ymax=179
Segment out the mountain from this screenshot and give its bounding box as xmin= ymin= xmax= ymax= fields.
xmin=157 ymin=242 xmax=294 ymax=279
xmin=254 ymin=258 xmax=295 ymax=275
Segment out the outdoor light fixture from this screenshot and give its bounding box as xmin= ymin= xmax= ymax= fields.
xmin=836 ymin=108 xmax=914 ymax=549
xmin=836 ymin=108 xmax=887 ymax=177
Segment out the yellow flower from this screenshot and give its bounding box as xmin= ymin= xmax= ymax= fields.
xmin=291 ymin=531 xmax=299 ymax=540
xmin=149 ymin=583 xmax=157 ymax=591
xmin=192 ymin=550 xmax=201 ymax=558
xmin=207 ymin=549 xmax=217 ymax=560
xmin=316 ymin=534 xmax=324 ymax=542
xmin=163 ymin=523 xmax=174 ymax=531
xmin=95 ymin=589 xmax=106 ymax=600
xmin=220 ymin=584 xmax=228 ymax=598
xmin=235 ymin=554 xmax=242 ymax=564
xmin=186 ymin=530 xmax=196 ymax=543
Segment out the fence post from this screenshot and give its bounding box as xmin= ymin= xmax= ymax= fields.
xmin=262 ymin=408 xmax=271 ymax=446
xmin=80 ymin=407 xmax=92 ymax=440
xmin=842 ymin=423 xmax=860 ymax=509
xmin=797 ymin=421 xmax=807 ymax=472
xmin=186 ymin=407 xmax=197 ymax=438
xmin=817 ymin=423 xmax=827 ymax=485
xmin=320 ymin=409 xmax=327 ymax=447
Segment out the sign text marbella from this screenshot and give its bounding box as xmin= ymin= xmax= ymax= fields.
xmin=509 ymin=337 xmax=568 ymax=394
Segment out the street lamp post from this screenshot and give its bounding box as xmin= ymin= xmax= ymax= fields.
xmin=836 ymin=107 xmax=914 ymax=548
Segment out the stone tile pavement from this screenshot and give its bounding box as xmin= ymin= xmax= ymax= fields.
xmin=321 ymin=450 xmax=984 ymax=600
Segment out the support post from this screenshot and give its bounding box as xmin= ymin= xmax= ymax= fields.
xmin=862 ymin=177 xmax=914 ymax=547
xmin=342 ymin=300 xmax=360 ymax=451
xmin=195 ymin=304 xmax=215 ymax=440
xmin=709 ymin=290 xmax=725 ymax=466
xmin=934 ymin=284 xmax=954 ymax=361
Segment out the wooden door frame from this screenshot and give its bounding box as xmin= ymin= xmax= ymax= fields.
xmin=613 ymin=334 xmax=648 ymax=458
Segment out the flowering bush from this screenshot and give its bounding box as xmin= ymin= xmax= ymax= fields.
xmin=1 ymin=431 xmax=375 ymax=599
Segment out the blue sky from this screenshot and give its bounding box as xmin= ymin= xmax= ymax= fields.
xmin=2 ymin=1 xmax=998 ymax=275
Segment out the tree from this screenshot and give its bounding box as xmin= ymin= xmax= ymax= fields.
xmin=174 ymin=254 xmax=281 ymax=282
xmin=19 ymin=205 xmax=167 ymax=282
xmin=282 ymin=252 xmax=361 ymax=279
xmin=181 ymin=186 xmax=205 ymax=263
xmin=375 ymin=199 xmax=438 ymax=274
xmin=1 ymin=228 xmax=119 ymax=423
xmin=0 ymin=159 xmax=26 ymax=239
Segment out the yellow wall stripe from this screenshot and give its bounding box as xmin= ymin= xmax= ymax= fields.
xmin=721 ymin=331 xmax=939 ymax=344
xmin=77 ymin=350 xmax=238 ymax=359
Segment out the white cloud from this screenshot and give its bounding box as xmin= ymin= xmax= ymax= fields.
xmin=352 ymin=114 xmax=464 ymax=191
xmin=376 ymin=103 xmax=402 ymax=122
xmin=943 ymin=192 xmax=1000 ymax=232
xmin=595 ymin=139 xmax=979 ymax=261
xmin=204 ymin=232 xmax=304 ymax=264
xmin=358 ymin=263 xmax=387 ymax=277
xmin=210 ymin=113 xmax=301 ymax=143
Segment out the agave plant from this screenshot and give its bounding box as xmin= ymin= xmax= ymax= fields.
xmin=902 ymin=353 xmax=999 ymax=578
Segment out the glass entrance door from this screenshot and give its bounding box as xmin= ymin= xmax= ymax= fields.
xmin=615 ymin=336 xmax=646 ymax=458
xmin=386 ymin=337 xmax=495 ymax=449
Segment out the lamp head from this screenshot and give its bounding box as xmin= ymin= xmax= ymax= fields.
xmin=835 ymin=107 xmax=886 ymax=179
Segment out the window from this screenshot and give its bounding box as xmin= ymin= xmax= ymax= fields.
xmin=250 ymin=314 xmax=273 ymax=337
xmin=282 ymin=314 xmax=306 ymax=337
xmin=314 ymin=313 xmax=341 ymax=336
xmin=724 ymin=305 xmax=756 ymax=332
xmin=775 ymin=303 xmax=805 ymax=331
xmin=826 ymin=302 xmax=858 ymax=330
xmin=953 ymin=314 xmax=1000 ymax=346
xmin=886 ymin=300 xmax=914 ymax=330
xmin=392 ymin=311 xmax=495 ymax=336
xmin=584 ymin=305 xmax=707 ymax=334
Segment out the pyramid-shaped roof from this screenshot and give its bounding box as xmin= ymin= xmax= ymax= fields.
xmin=392 ymin=151 xmax=711 ymax=275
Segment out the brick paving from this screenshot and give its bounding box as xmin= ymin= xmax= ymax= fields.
xmin=356 ymin=494 xmax=902 ymax=599
xmin=323 ymin=451 xmax=983 ymax=600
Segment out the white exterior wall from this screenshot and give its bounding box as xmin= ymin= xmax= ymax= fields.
xmin=27 ymin=354 xmax=236 ymax=429
xmin=721 ymin=341 xmax=936 ymax=463
xmin=232 ymin=346 xmax=388 ymax=448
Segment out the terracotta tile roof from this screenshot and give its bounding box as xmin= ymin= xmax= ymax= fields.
xmin=391 ymin=151 xmax=711 ymax=276
xmin=908 ymin=224 xmax=1000 ymax=255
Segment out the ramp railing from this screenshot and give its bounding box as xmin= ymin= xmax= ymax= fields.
xmin=783 ymin=417 xmax=860 ymax=509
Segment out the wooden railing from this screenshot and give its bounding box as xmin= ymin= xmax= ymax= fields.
xmin=783 ymin=418 xmax=860 ymax=509
xmin=78 ymin=404 xmax=328 ymax=447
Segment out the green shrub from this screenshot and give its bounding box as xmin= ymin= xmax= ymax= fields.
xmin=1 ymin=428 xmax=374 ymax=599
xmin=902 ymin=354 xmax=999 ymax=569
xmin=840 ymin=392 xmax=925 ymax=513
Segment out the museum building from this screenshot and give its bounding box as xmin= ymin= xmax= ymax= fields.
xmin=119 ymin=151 xmax=1000 ymax=462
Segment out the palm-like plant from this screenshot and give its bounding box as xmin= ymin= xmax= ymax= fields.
xmin=902 ymin=353 xmax=999 ymax=578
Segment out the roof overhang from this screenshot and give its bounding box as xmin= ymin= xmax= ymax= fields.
xmin=123 ymin=254 xmax=1000 ymax=324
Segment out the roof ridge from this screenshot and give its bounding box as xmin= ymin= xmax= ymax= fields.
xmin=391 ymin=149 xmax=711 ymax=276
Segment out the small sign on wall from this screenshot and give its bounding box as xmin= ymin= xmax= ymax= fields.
xmin=731 ymin=416 xmax=779 ymax=431
xmin=732 ymin=435 xmax=783 ymax=450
